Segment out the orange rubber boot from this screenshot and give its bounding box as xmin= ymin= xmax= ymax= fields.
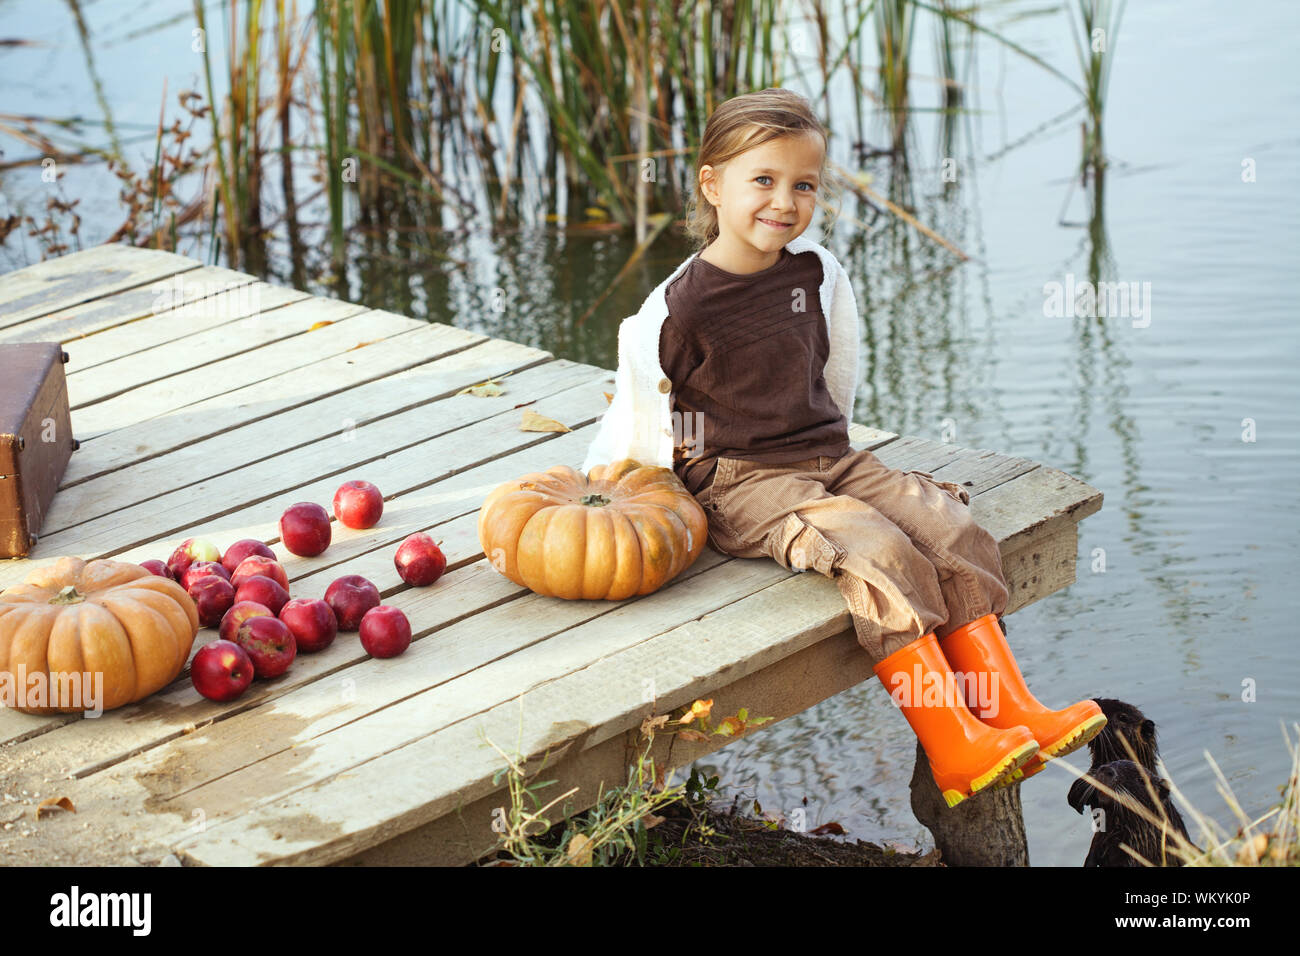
xmin=939 ymin=613 xmax=1106 ymax=777
xmin=874 ymin=632 xmax=1040 ymax=808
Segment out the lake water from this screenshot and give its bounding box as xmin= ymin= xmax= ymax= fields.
xmin=1 ymin=0 xmax=1297 ymax=865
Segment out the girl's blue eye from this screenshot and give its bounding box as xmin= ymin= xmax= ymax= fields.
xmin=755 ymin=175 xmax=815 ymax=191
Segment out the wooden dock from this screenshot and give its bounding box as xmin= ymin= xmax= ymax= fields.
xmin=0 ymin=243 xmax=1102 ymax=866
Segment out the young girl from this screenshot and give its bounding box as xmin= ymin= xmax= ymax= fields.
xmin=581 ymin=88 xmax=1105 ymax=809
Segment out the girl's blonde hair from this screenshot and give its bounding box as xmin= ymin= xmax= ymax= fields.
xmin=683 ymin=87 xmax=841 ymax=251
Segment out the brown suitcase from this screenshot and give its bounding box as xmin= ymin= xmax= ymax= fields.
xmin=1 ymin=343 xmax=79 ymax=558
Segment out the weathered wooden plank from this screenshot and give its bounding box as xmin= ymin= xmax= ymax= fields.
xmin=67 ymin=296 xmax=380 ymax=409
xmin=0 ymin=419 xmax=602 ymax=764
xmin=0 ymin=359 xmax=605 ymax=587
xmin=63 ymin=282 xmax=307 ymax=378
xmin=55 ymin=322 xmax=489 ymax=487
xmin=69 ymin=306 xmax=416 ymax=438
xmin=0 ymin=372 xmax=610 ymax=749
xmin=345 ymin=618 xmax=877 ymax=866
xmin=998 ymin=467 xmax=1104 ymax=544
xmin=40 ymin=338 xmax=553 ymax=536
xmin=0 ymin=545 xmax=785 ymax=865
xmin=166 ymin=566 xmax=859 ymax=865
xmin=0 ymin=513 xmax=510 ymax=756
xmin=992 ymin=465 xmax=1102 ymax=613
xmin=0 ymin=267 xmax=285 ymax=357
xmin=0 ymin=245 xmax=202 ymax=329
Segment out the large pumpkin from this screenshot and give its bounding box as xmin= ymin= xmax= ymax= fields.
xmin=0 ymin=556 xmax=199 ymax=714
xmin=478 ymin=459 xmax=708 ymax=600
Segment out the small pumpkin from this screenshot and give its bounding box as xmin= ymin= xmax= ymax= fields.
xmin=478 ymin=459 xmax=708 ymax=600
xmin=0 ymin=556 xmax=199 ymax=714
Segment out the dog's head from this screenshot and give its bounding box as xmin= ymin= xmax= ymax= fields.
xmin=1090 ymin=697 xmax=1158 ymax=769
xmin=1069 ymin=757 xmax=1171 ymax=815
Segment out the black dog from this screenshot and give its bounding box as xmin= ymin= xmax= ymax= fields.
xmin=1068 ymin=698 xmax=1195 ymax=866
xmin=1074 ymin=759 xmax=1194 ymax=866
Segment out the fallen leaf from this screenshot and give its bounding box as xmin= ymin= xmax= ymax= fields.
xmin=640 ymin=714 xmax=670 ymax=737
xmin=602 ymin=391 xmax=613 ymax=404
xmin=676 ymin=729 xmax=710 ymax=744
xmin=715 ymin=716 xmax=743 ymax=736
xmin=456 ymin=379 xmax=505 ymax=397
xmin=512 ymin=399 xmax=537 ymax=409
xmin=810 ymin=822 xmax=846 ymax=836
xmin=643 ymin=813 xmax=665 ymax=830
xmin=566 ymin=833 xmax=593 ymax=866
xmin=36 ymin=796 xmax=75 ymax=819
xmin=308 ymin=320 xmax=334 ymax=330
xmin=520 ymin=409 xmax=570 ymax=433
xmin=346 ymin=340 xmax=377 ymax=351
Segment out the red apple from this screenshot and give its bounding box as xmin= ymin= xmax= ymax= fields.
xmin=219 ymin=601 xmax=273 ymax=644
xmin=167 ymin=537 xmax=222 ymax=580
xmin=230 ymin=555 xmax=289 ymax=591
xmin=279 ymin=598 xmax=338 ymax=653
xmin=394 ymin=533 xmax=446 ymax=587
xmin=234 ymin=615 xmax=297 ymax=679
xmin=333 ymin=480 xmax=383 ymax=530
xmin=191 ymin=640 xmax=255 ymax=702
xmin=234 ymin=575 xmax=290 ymax=617
xmin=181 ymin=560 xmax=231 ymax=592
xmin=188 ymin=575 xmax=236 ymax=629
xmin=222 ymin=538 xmax=276 ymax=575
xmin=138 ymin=559 xmax=173 ymax=579
xmin=279 ymin=502 xmax=331 ymax=557
xmin=359 ymin=605 xmax=411 ymax=658
xmin=324 ymin=574 xmax=380 ymax=631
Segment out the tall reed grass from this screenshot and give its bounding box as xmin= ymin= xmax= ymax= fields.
xmin=1066 ymin=0 xmax=1126 ymax=178
xmin=4 ymin=1 xmax=1121 ymax=288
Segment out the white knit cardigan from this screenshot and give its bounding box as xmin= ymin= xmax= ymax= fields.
xmin=580 ymin=233 xmax=861 ymax=475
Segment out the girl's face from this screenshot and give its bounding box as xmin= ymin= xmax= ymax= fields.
xmin=700 ymin=131 xmax=823 ymax=263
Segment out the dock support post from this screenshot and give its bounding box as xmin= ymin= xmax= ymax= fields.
xmin=908 ymin=740 xmax=1029 ymax=866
